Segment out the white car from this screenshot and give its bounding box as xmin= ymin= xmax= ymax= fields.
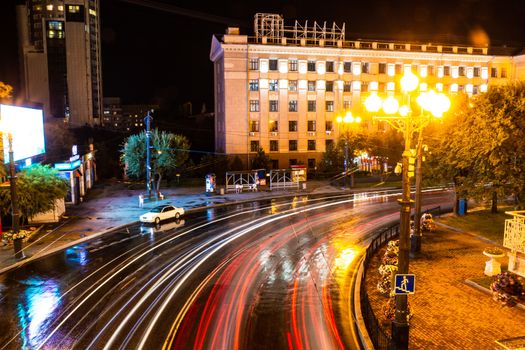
xmin=140 ymin=205 xmax=185 ymax=224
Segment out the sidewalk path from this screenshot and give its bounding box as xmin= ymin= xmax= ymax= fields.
xmin=365 ymin=224 xmax=525 ymax=349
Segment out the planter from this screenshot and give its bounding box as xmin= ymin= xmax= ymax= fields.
xmin=13 ymin=238 xmax=25 ymax=260
xmin=484 ymin=250 xmax=505 ymax=276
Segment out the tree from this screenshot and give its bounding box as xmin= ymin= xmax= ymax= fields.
xmin=0 ymin=82 xmax=13 ymax=99
xmin=121 ymin=129 xmax=190 ymax=194
xmin=427 ymin=82 xmax=525 ymax=212
xmin=0 ymin=164 xmax=68 ymax=222
xmin=251 ymin=148 xmax=270 ymax=170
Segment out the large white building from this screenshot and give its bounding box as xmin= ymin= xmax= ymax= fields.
xmin=210 ymin=13 xmax=525 ymax=170
xmin=16 ymin=0 xmax=103 ymax=126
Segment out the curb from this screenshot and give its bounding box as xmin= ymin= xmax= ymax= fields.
xmin=353 ymin=255 xmax=375 ymax=349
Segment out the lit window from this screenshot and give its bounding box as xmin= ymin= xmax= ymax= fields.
xmin=387 ymin=64 xmax=395 ymax=76
xmin=34 ymin=5 xmax=42 ymax=11
xmin=420 ymin=82 xmax=427 ymax=91
xmin=89 ymin=9 xmax=97 ymax=16
xmin=437 ymin=66 xmax=444 ymax=78
xmin=369 ymin=81 xmax=378 ymax=91
xmin=481 ymin=67 xmax=489 ymax=79
xmin=450 ymin=83 xmax=458 ymax=93
xmin=451 ymin=66 xmax=459 ymax=78
xmin=352 ymin=62 xmax=361 ymax=75
xmin=387 ymin=82 xmax=395 ymax=91
xmin=249 ymin=58 xmax=259 ymax=70
xmin=480 ymin=84 xmax=488 ymax=92
xmin=465 ymin=84 xmax=473 ymax=94
xmin=46 ymin=4 xmax=53 ymax=11
xmin=420 ymin=65 xmax=428 ymax=78
xmin=58 ymin=5 xmax=64 ymax=11
xmin=352 ymin=81 xmax=361 ymax=91
xmin=48 ymin=30 xmax=55 ymax=38
xmin=289 ymin=80 xmax=298 ymax=92
xmin=250 ymin=100 xmax=260 ymax=112
xmin=289 ymin=60 xmax=298 ymax=72
xmin=269 ymin=120 xmax=278 ymax=132
xmin=466 ymin=67 xmax=474 ymax=79
xmin=68 ymin=5 xmax=80 ymax=13
xmin=249 ymin=80 xmax=259 ymax=91
xmin=250 ymin=121 xmax=259 ymax=132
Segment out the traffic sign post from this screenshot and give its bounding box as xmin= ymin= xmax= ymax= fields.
xmin=394 ymin=274 xmax=416 ymax=295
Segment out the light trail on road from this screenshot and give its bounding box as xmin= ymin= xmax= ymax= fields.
xmin=0 ymin=189 xmax=453 ymax=349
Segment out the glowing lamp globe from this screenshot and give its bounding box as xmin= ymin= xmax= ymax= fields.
xmin=383 ymin=96 xmax=400 ymax=114
xmin=365 ymin=93 xmax=382 ymax=113
xmin=400 ymin=71 xmax=419 ymax=92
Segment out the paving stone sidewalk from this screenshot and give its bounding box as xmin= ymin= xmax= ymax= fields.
xmin=365 ymin=225 xmax=525 ymax=349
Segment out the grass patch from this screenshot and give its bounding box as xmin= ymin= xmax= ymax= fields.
xmin=436 ymin=206 xmax=514 ymax=245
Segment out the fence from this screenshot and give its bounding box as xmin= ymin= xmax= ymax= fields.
xmin=360 ymin=206 xmax=443 ymax=350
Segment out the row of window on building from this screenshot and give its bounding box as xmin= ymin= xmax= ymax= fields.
xmin=248 ymin=79 xmax=487 ymax=95
xmin=250 ymin=120 xmax=331 ymax=133
xmin=248 ymin=58 xmax=506 ymax=79
xmin=250 ymin=99 xmax=349 ymax=112
xmin=250 ymin=139 xmax=328 ymax=152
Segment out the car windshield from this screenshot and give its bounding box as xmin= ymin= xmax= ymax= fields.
xmin=150 ymin=207 xmax=164 ymax=213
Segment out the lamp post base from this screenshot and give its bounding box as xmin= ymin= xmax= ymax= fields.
xmin=392 ymin=320 xmax=409 ymax=349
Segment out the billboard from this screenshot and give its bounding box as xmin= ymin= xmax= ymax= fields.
xmin=1 ymin=104 xmax=46 ymax=163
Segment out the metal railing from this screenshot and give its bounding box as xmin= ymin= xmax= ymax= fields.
xmin=360 ymin=206 xmax=443 ymax=350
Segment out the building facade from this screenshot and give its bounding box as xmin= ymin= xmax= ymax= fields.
xmin=210 ymin=13 xmax=525 ymax=170
xmin=16 ymin=0 xmax=103 ymax=126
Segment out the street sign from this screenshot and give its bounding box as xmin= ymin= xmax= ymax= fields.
xmin=394 ymin=274 xmax=416 ymax=295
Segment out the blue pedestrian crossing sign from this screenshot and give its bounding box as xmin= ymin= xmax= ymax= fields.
xmin=394 ymin=274 xmax=416 ymax=295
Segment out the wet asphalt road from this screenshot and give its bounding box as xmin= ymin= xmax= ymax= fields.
xmin=0 ymin=190 xmax=453 ymax=350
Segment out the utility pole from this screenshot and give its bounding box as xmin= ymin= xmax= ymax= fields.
xmin=411 ymin=130 xmax=424 ymax=256
xmin=7 ymin=133 xmax=21 ymax=258
xmin=144 ymin=111 xmax=153 ymax=199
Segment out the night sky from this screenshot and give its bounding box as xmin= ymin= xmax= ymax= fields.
xmin=2 ymin=0 xmax=525 ymax=113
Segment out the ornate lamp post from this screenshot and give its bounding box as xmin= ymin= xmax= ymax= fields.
xmin=335 ymin=111 xmax=362 ymax=188
xmin=365 ymin=71 xmax=450 ymax=349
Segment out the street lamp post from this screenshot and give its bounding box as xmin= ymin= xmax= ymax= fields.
xmin=144 ymin=110 xmax=153 ymax=199
xmin=335 ymin=111 xmax=361 ymax=188
xmin=365 ymin=71 xmax=450 ymax=349
xmin=412 ymin=130 xmax=424 ymax=254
